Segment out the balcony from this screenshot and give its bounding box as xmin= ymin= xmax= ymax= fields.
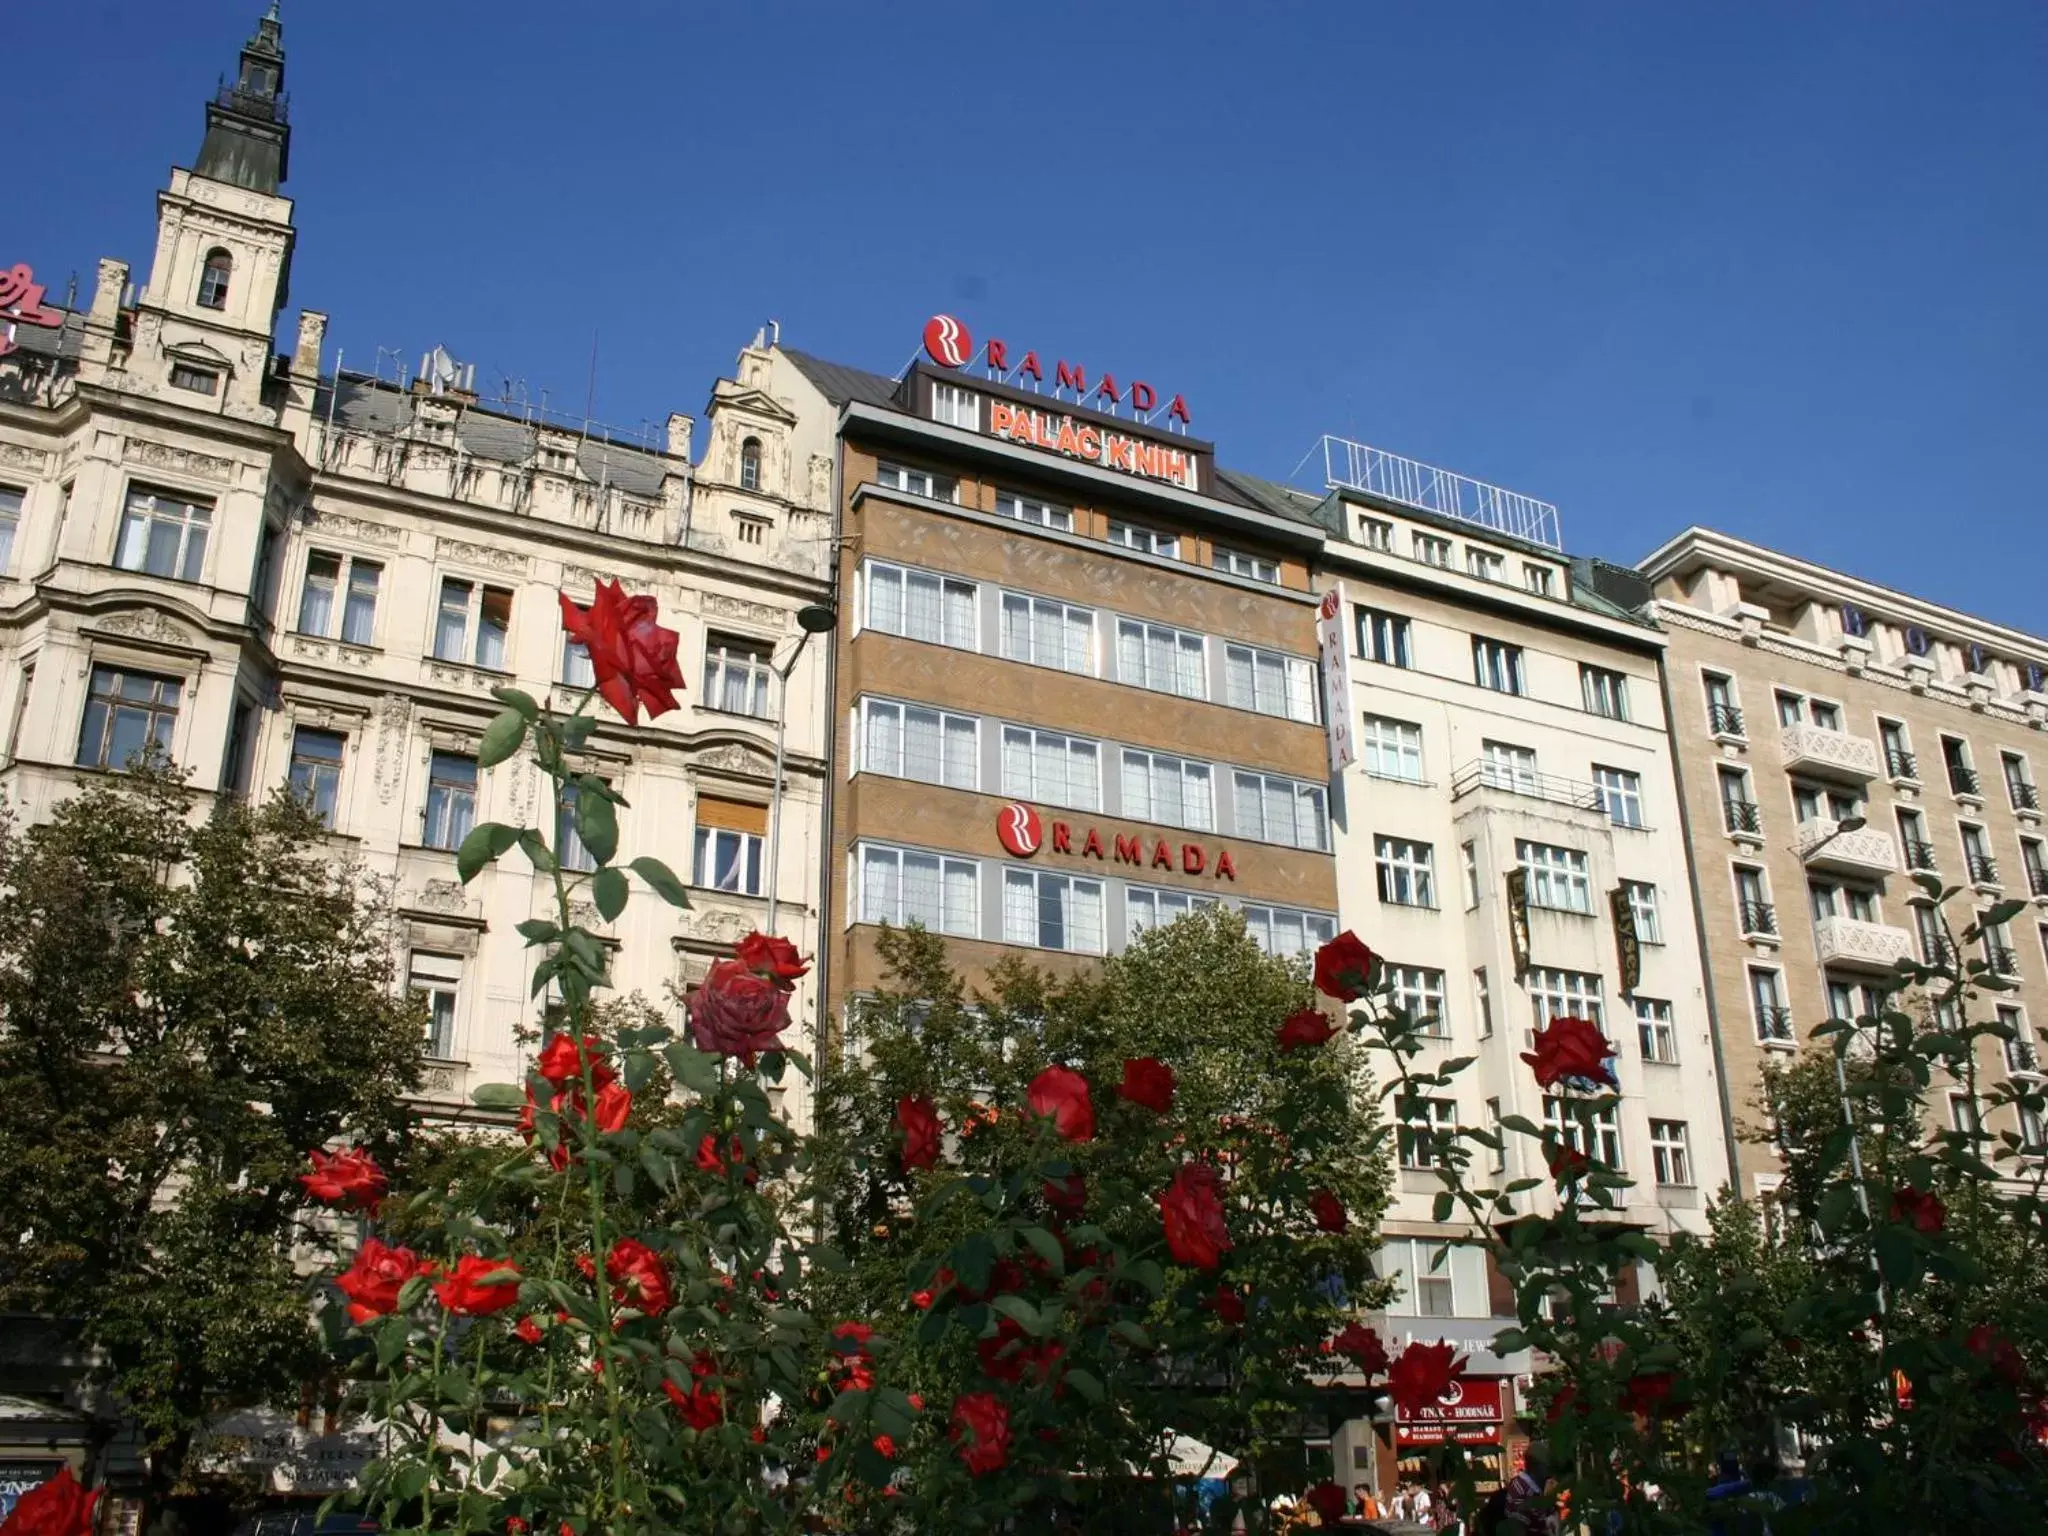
xmin=1723 ymin=799 xmax=1763 ymax=837
xmin=1948 ymin=764 xmax=1983 ymax=800
xmin=2012 ymin=781 xmax=2041 ymax=814
xmin=1754 ymin=1007 xmax=1797 ymax=1046
xmin=1967 ymin=853 xmax=2002 ymax=888
xmin=2029 ymin=865 xmax=2048 ymax=899
xmin=1738 ymin=900 xmax=1779 ymax=938
xmin=1796 ymin=818 xmax=1899 ymax=879
xmin=1885 ymin=747 xmax=1919 ymax=782
xmin=2006 ymin=1038 xmax=2042 ymax=1078
xmin=1985 ymin=945 xmax=2021 ymax=978
xmin=1707 ymin=702 xmax=1746 ymax=739
xmin=1903 ymin=839 xmax=1939 ymax=873
xmin=1449 ymin=761 xmax=1602 ymax=813
xmin=1780 ymin=721 xmax=1882 ymax=784
xmin=1813 ymin=915 xmax=1916 ymax=974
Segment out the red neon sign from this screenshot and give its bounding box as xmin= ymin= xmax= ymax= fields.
xmin=923 ymin=314 xmax=1191 ymax=427
xmin=994 ymin=802 xmax=1237 ymax=882
xmin=0 ymin=263 xmax=65 ymax=359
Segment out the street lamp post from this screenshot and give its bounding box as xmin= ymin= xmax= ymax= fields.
xmin=763 ymin=602 xmax=836 ymax=937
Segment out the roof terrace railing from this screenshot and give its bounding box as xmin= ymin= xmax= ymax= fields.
xmin=1317 ymin=434 xmax=1562 ymax=551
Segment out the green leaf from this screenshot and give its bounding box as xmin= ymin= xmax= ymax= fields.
xmin=593 ymin=866 xmax=629 ymax=922
xmin=455 ymin=821 xmax=521 ymax=883
xmin=517 ymin=828 xmax=558 ymax=874
xmin=1504 ymin=1178 xmax=1542 ymax=1194
xmin=630 ymin=856 xmax=691 ymax=909
xmin=1499 ymin=1114 xmax=1543 ymax=1137
xmin=1110 ymin=1320 xmax=1151 ymax=1351
xmin=515 ymin=918 xmax=559 ymax=944
xmin=576 ymin=780 xmax=619 ymax=866
xmin=990 ymin=1294 xmax=1045 ymax=1335
xmin=471 ymin=1082 xmax=525 ymax=1110
xmin=1017 ymin=1226 xmax=1065 ymax=1276
xmin=1125 ymin=1259 xmax=1166 ymax=1298
xmin=1874 ymin=1224 xmax=1920 ymax=1289
xmin=1064 ymin=1366 xmax=1104 ymax=1404
xmin=663 ymin=1042 xmax=722 ymax=1096
xmin=490 ymin=686 xmax=541 ymax=720
xmin=477 ymin=707 xmax=528 ymax=768
xmin=1431 ymin=1190 xmax=1456 ymax=1223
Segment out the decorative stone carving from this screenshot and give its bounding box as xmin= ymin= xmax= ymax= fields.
xmin=437 ymin=536 xmax=530 ymax=575
xmin=124 ymin=438 xmax=235 ymax=483
xmin=0 ymin=441 xmax=48 ymax=473
xmin=373 ymin=693 xmax=412 ymax=804
xmin=424 ymin=660 xmax=502 ymax=695
xmin=1812 ymin=915 xmax=1916 ymax=973
xmin=95 ymin=609 xmax=197 ymax=645
xmin=702 ymin=591 xmax=784 ymax=629
xmin=303 ymin=508 xmax=405 ymax=547
xmin=561 ymin=564 xmax=607 ymax=594
xmin=675 ymin=904 xmax=761 ymax=943
xmin=695 ymin=742 xmax=772 ymax=778
xmin=1779 ymin=721 xmax=1882 ymax=782
xmin=414 ymin=880 xmax=470 ymax=914
xmin=808 ymin=454 xmax=831 ymax=510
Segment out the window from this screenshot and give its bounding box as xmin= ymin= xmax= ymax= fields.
xmin=1224 ymin=643 xmax=1317 ymax=721
xmin=1580 ymin=666 xmax=1630 ymax=720
xmin=1950 ymin=1094 xmax=1981 ymax=1138
xmin=287 ymin=727 xmax=345 ymax=826
xmin=297 ymin=551 xmax=381 ymax=644
xmin=1356 ymin=607 xmax=1412 ymax=667
xmin=1361 ymin=716 xmax=1424 ymax=782
xmin=1879 ymin=719 xmax=1915 ymax=779
xmin=693 ymin=797 xmax=767 ymax=895
xmin=1213 ymin=546 xmax=1280 ymax=583
xmin=1719 ymin=767 xmax=1760 ymax=834
xmin=1750 ymin=968 xmax=1792 ymax=1044
xmin=1518 ymin=841 xmax=1593 ymax=914
xmin=1913 ymin=903 xmax=1947 ymax=966
xmin=433 ymin=578 xmax=512 ymax=669
xmin=1824 ymin=977 xmax=1888 ymax=1025
xmin=1398 ymin=1097 xmax=1458 ymax=1169
xmin=704 ymin=633 xmax=773 ymax=718
xmin=197 ymin=248 xmax=232 ymax=309
xmin=1000 ymin=724 xmax=1096 ymax=809
xmin=562 ymin=635 xmax=595 ymax=688
xmin=1472 ymin=637 xmax=1525 ymax=694
xmin=1241 ymin=904 xmax=1337 ymax=959
xmin=995 ymin=490 xmax=1072 ymax=531
xmin=2022 ymin=1104 xmax=2047 ymax=1153
xmin=1358 ymin=516 xmax=1393 ymax=552
xmin=1810 ymin=700 xmax=1842 ymax=729
xmin=1481 ymin=740 xmax=1539 ymax=793
xmin=866 ymin=561 xmax=978 ymax=650
xmin=1126 ymin=885 xmax=1219 ymax=937
xmin=930 ymin=385 xmax=979 ymax=432
xmin=1529 ymin=968 xmax=1604 ymax=1030
xmin=115 ymin=485 xmax=211 ymax=582
xmin=1649 ymin=1121 xmax=1692 ymax=1186
xmin=1107 ymin=520 xmax=1179 ymax=558
xmin=557 ymin=782 xmax=597 ymax=873
xmin=222 ymin=699 xmax=254 ymax=796
xmin=1117 ymin=619 xmax=1206 ymax=698
xmin=1466 ymin=548 xmax=1504 ymax=582
xmin=1485 ymin=1099 xmax=1507 ymax=1172
xmin=733 ymin=514 xmax=766 ymax=546
xmin=0 ymin=485 xmax=19 ymax=571
xmin=857 ymin=843 xmax=979 ymax=935
xmin=866 ymin=700 xmax=981 ymax=791
xmin=1704 ymin=672 xmax=1744 ymax=737
xmin=1808 ymin=879 xmax=1878 ymax=923
xmin=423 ymin=752 xmax=478 ymax=850
xmin=738 ymin=436 xmax=762 ymax=490
xmin=1544 ymin=1097 xmax=1622 ymax=1169
xmin=1593 ymin=766 xmax=1645 ymax=829
xmin=1003 ymin=868 xmax=1105 ymax=954
xmin=1120 ymin=749 xmax=1212 ymax=831
xmin=1792 ymin=783 xmax=1861 ymax=825
xmin=1001 ymin=592 xmax=1094 ymax=674
xmin=1524 ymin=564 xmax=1554 ymax=597
xmin=409 ymin=952 xmax=461 ymax=1059
xmin=76 ymin=666 xmax=180 ymax=769
xmin=1942 ymin=735 xmax=1980 ymax=796
xmin=4 ymin=661 xmax=32 ymax=763
xmin=1387 ymin=966 xmax=1448 ymax=1036
xmin=1623 ymin=880 xmax=1663 ymax=943
xmin=2023 ymin=838 xmax=2048 ymax=897
xmin=1636 ymin=998 xmax=1677 ymax=1064
xmin=1413 ymin=532 xmax=1452 ymax=567
xmin=1775 ymin=691 xmax=1804 ymax=728
xmin=1735 ymin=865 xmax=1775 ymax=935
xmin=876 ymin=462 xmax=957 ymax=502
xmin=169 ymin=362 xmax=219 ymax=395
xmin=1898 ymin=808 xmax=1936 ymax=872
xmin=1462 ymin=842 xmax=1480 ymax=909
xmin=2005 ymin=753 xmax=2039 ymax=812
xmin=1961 ymin=823 xmax=1998 ymax=885
xmin=1375 ymin=837 xmax=1437 ymax=908
xmin=1233 ymin=771 xmax=1328 ymax=851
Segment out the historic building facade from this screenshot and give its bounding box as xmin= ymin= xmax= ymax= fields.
xmin=0 ymin=10 xmax=836 ymax=1135
xmin=1641 ymin=527 xmax=2048 ymax=1195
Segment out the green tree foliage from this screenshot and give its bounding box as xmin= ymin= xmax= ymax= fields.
xmin=0 ymin=767 xmax=424 ymax=1495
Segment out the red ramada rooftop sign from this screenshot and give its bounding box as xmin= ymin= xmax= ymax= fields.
xmin=996 ymin=802 xmax=1237 ymax=881
xmin=0 ymin=263 xmax=64 ymax=358
xmin=923 ymin=314 xmax=1191 ymax=427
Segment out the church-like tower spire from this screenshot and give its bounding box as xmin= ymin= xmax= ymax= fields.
xmin=195 ymin=4 xmax=290 ymax=194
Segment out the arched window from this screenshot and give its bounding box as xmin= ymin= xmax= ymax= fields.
xmin=739 ymin=436 xmax=762 ymax=492
xmin=197 ymin=249 xmax=233 ymax=311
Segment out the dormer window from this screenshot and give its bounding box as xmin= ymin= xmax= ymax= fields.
xmin=197 ymin=250 xmax=232 ymax=311
xmin=740 ymin=436 xmax=762 ymax=491
xmin=239 ymin=60 xmax=277 ymax=96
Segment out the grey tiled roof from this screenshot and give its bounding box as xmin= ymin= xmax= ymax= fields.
xmin=1212 ymin=467 xmax=1330 ymax=529
xmin=4 ymin=307 xmax=83 ymax=361
xmin=780 ymin=349 xmax=900 ymax=410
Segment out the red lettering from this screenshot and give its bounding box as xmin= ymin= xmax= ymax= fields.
xmin=1152 ymin=839 xmax=1173 ymax=870
xmin=1055 ymin=359 xmax=1088 ymax=395
xmin=1093 ymin=373 xmax=1119 ymax=408
xmin=1018 ymin=350 xmax=1043 ymax=383
xmin=1182 ymin=843 xmax=1205 ymax=875
xmin=1167 ymin=393 xmax=1192 ymax=425
xmin=1055 ymin=418 xmax=1081 ymax=456
xmin=1082 ymin=828 xmax=1105 ymax=859
xmin=1135 ymin=442 xmax=1159 ymax=478
xmin=1052 ymin=821 xmax=1071 ymax=854
xmin=1115 ymin=835 xmax=1143 ymax=865
xmin=988 ymin=401 xmax=1014 ymax=434
xmin=1214 ymin=850 xmax=1237 ymax=881
xmin=1076 ymin=425 xmax=1100 ymax=461
xmin=1130 ymin=380 xmax=1157 ymax=413
xmin=1105 ymin=434 xmax=1134 ymax=470
xmin=987 ymin=338 xmax=1008 ymax=372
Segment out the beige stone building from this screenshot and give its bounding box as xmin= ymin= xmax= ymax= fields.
xmin=0 ymin=9 xmax=837 ymax=1127
xmin=1641 ymin=528 xmax=2048 ymax=1193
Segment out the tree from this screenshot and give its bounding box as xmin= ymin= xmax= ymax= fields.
xmin=0 ymin=766 xmax=424 ymax=1510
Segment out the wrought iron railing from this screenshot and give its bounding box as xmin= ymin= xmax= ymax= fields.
xmin=1449 ymin=761 xmax=1602 ymax=812
xmin=1739 ymin=901 xmax=1778 ymax=937
xmin=1707 ymin=703 xmax=1746 ymax=738
xmin=1723 ymin=799 xmax=1762 ymax=836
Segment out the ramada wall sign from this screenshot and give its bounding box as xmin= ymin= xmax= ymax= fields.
xmin=995 ymin=802 xmax=1237 ymax=881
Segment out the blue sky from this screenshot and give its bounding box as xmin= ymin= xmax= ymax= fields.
xmin=15 ymin=2 xmax=2047 ymax=629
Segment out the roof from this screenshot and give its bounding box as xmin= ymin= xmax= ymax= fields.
xmin=1212 ymin=467 xmax=1329 ymax=530
xmin=4 ymin=307 xmax=84 ymax=363
xmin=778 ymin=349 xmax=899 ymax=411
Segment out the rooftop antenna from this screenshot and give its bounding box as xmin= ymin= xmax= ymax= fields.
xmin=769 ymin=319 xmax=781 ymax=347
xmin=580 ymin=329 xmax=598 ymax=445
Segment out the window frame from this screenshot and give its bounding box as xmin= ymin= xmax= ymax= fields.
xmin=1232 ymin=768 xmax=1328 ymax=851
xmin=1517 ymin=839 xmax=1594 ymax=914
xmin=1386 ymin=964 xmax=1449 ymax=1037
xmin=1649 ymin=1120 xmax=1692 ymax=1186
xmin=1580 ymin=665 xmax=1630 ymax=720
xmin=196 ymin=248 xmax=233 ymax=310
xmin=1240 ymin=903 xmax=1338 ymax=959
xmin=1398 ymin=1095 xmax=1458 ymax=1169
xmin=1471 ymin=636 xmax=1526 ymax=695
xmin=76 ymin=665 xmax=182 ymax=771
xmin=1120 ymin=747 xmax=1213 ymax=832
xmin=1125 ymin=883 xmax=1220 ymax=938
xmin=1623 ymin=879 xmax=1663 ymax=943
xmin=286 ymin=725 xmax=346 ymax=827
xmin=863 ymin=697 xmax=984 ymax=793
xmin=1116 ymin=618 xmax=1208 ymax=700
xmin=875 ymin=461 xmax=959 ymax=503
xmin=1374 ymin=835 xmax=1439 ymax=909
xmin=1528 ymin=967 xmax=1605 ymax=1031
xmin=863 ymin=559 xmax=980 ymax=652
xmin=693 ymin=824 xmax=766 ymax=896
xmin=854 ymin=841 xmax=981 ymax=936
xmin=1000 ymin=590 xmax=1095 ymax=675
xmin=422 ymin=750 xmax=479 ymax=851
xmin=1360 ymin=714 xmax=1425 ymax=783
xmin=703 ymin=631 xmax=775 ymax=719
xmin=432 ymin=576 xmax=514 ymax=671
xmin=408 ymin=950 xmax=462 ymax=1060
xmin=999 ymin=722 xmax=1098 ymax=810
xmin=1356 ymin=606 xmax=1413 ymax=668
xmin=994 ymin=489 xmax=1072 ymax=531
xmin=1106 ymin=519 xmax=1179 ymax=558
xmin=114 ymin=483 xmax=213 ymax=583
xmin=1635 ymin=997 xmax=1678 ymax=1064
xmin=1212 ymin=546 xmax=1280 ymax=584
xmin=1223 ymin=641 xmax=1318 ymax=723
xmin=1002 ymin=866 xmax=1106 ymax=954
xmin=1593 ymin=765 xmax=1646 ymax=829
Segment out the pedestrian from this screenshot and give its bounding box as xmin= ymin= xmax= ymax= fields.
xmin=1503 ymin=1442 xmax=1553 ymax=1536
xmin=1354 ymin=1484 xmax=1382 ymax=1522
xmin=1389 ymin=1484 xmax=1408 ymax=1524
xmin=1412 ymin=1483 xmax=1432 ymax=1526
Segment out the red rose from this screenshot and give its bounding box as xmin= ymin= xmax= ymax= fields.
xmin=1043 ymin=1172 xmax=1088 ymax=1219
xmin=872 ymin=1433 xmax=897 ymax=1459
xmin=506 ymin=1520 xmax=527 ymax=1535
xmin=1209 ymin=1286 xmax=1248 ymax=1326
xmin=950 ymin=1392 xmax=1012 ymax=1476
xmin=1387 ymin=1340 xmax=1467 ymax=1415
xmin=537 ymin=1032 xmax=615 ymax=1090
xmin=665 ymin=1373 xmax=723 ymax=1431
xmin=606 ymin=1238 xmax=672 ymax=1316
xmin=1309 ymin=1188 xmax=1348 ymax=1234
xmin=1969 ymin=1323 xmax=2029 ymax=1385
xmin=1158 ymin=1164 xmax=1232 ymax=1270
xmin=591 ymin=1080 xmax=632 ymax=1134
xmin=1313 ymin=931 xmax=1376 ymax=1002
xmin=833 ymin=1320 xmax=875 ymax=1352
xmin=733 ymin=931 xmax=809 ymax=989
xmin=1545 ymin=1382 xmax=1586 ymax=1423
xmin=897 ymin=1096 xmax=942 ymax=1170
xmin=1890 ymin=1185 xmax=1946 ymax=1234
xmin=435 ymin=1254 xmax=523 ymax=1317
xmin=1619 ymin=1371 xmax=1687 ymax=1419
xmin=1305 ymin=1483 xmax=1348 ymax=1526
xmin=1276 ymin=1007 xmax=1337 ymax=1054
xmin=1332 ymin=1321 xmax=1389 ymax=1375
xmin=911 ymin=1287 xmax=937 ymax=1310
xmin=1547 ymin=1141 xmax=1591 ymax=1182
xmin=514 ymin=1315 xmax=544 ymax=1345
xmin=688 ymin=958 xmax=793 ymax=1064
xmin=299 ymin=1146 xmax=388 ymax=1213
xmin=1027 ymin=1065 xmax=1096 ymax=1142
xmin=0 ymin=1466 xmax=98 ymax=1536
xmin=558 ymin=578 xmax=685 ymax=723
xmin=1117 ymin=1056 xmax=1176 ymax=1113
xmin=976 ymin=1316 xmax=1067 ymax=1385
xmin=335 ymin=1238 xmax=431 ymax=1324
xmin=1521 ymin=1016 xmax=1617 ymax=1088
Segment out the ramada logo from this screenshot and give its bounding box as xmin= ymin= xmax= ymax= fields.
xmin=923 ymin=314 xmax=973 ymax=369
xmin=1318 ymin=589 xmax=1342 ymax=621
xmin=996 ymin=802 xmax=1043 ymax=858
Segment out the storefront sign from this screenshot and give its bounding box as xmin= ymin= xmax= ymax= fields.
xmin=1315 ymin=587 xmax=1355 ymax=772
xmin=0 ymin=1463 xmax=64 ymax=1524
xmin=1396 ymin=1377 xmax=1504 ymax=1446
xmin=1609 ymin=886 xmax=1641 ymax=996
xmin=924 ymin=313 xmax=1191 ymax=427
xmin=982 ymin=400 xmax=1200 ymax=490
xmin=996 ymin=802 xmax=1237 ymax=881
xmin=0 ymin=263 xmax=65 ymax=358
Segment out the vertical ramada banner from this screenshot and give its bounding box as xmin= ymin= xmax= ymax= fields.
xmin=1315 ymin=585 xmax=1355 ymax=774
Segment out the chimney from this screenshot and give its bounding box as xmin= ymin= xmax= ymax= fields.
xmin=89 ymin=258 xmax=129 ymax=325
xmin=293 ymin=309 xmax=327 ymax=377
xmin=664 ymin=412 xmax=694 ymax=462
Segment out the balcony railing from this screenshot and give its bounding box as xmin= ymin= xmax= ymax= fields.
xmin=1986 ymin=945 xmax=2021 ymax=978
xmin=2012 ymin=781 xmax=2041 ymax=812
xmin=1755 ymin=1007 xmax=1796 ymax=1044
xmin=1707 ymin=703 xmax=1746 ymax=738
xmin=1723 ymin=799 xmax=1762 ymax=836
xmin=1739 ymin=900 xmax=1778 ymax=937
xmin=1449 ymin=761 xmax=1602 ymax=812
xmin=2029 ymin=866 xmax=2048 ymax=898
xmin=1797 ymin=818 xmax=1899 ymax=876
xmin=214 ymin=82 xmax=290 ymax=123
xmin=1949 ymin=764 xmax=1983 ymax=797
xmin=2006 ymin=1038 xmax=2042 ymax=1076
xmin=1903 ymin=839 xmax=1939 ymax=872
xmin=1814 ymin=915 xmax=1917 ymax=974
xmin=1780 ymin=721 xmax=1882 ymax=783
xmin=1968 ymin=853 xmax=2002 ymax=886
xmin=1885 ymin=747 xmax=1919 ymax=780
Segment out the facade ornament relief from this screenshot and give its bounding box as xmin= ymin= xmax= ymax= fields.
xmin=807 ymin=455 xmax=831 ymax=510
xmin=95 ymin=609 xmax=198 ymax=645
xmin=675 ymin=904 xmax=761 ymax=943
xmin=701 ymin=591 xmax=785 ymax=629
xmin=373 ymin=693 xmax=413 ymax=804
xmin=302 ymin=508 xmax=405 ymax=547
xmin=0 ymin=441 xmax=49 ymax=473
xmin=694 ymin=742 xmax=772 ymax=778
xmin=424 ymin=660 xmax=503 ymax=695
xmin=123 ymin=438 xmax=236 ymax=483
xmin=436 ymin=536 xmax=530 ymax=575
xmin=413 ymin=880 xmax=471 ymax=915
